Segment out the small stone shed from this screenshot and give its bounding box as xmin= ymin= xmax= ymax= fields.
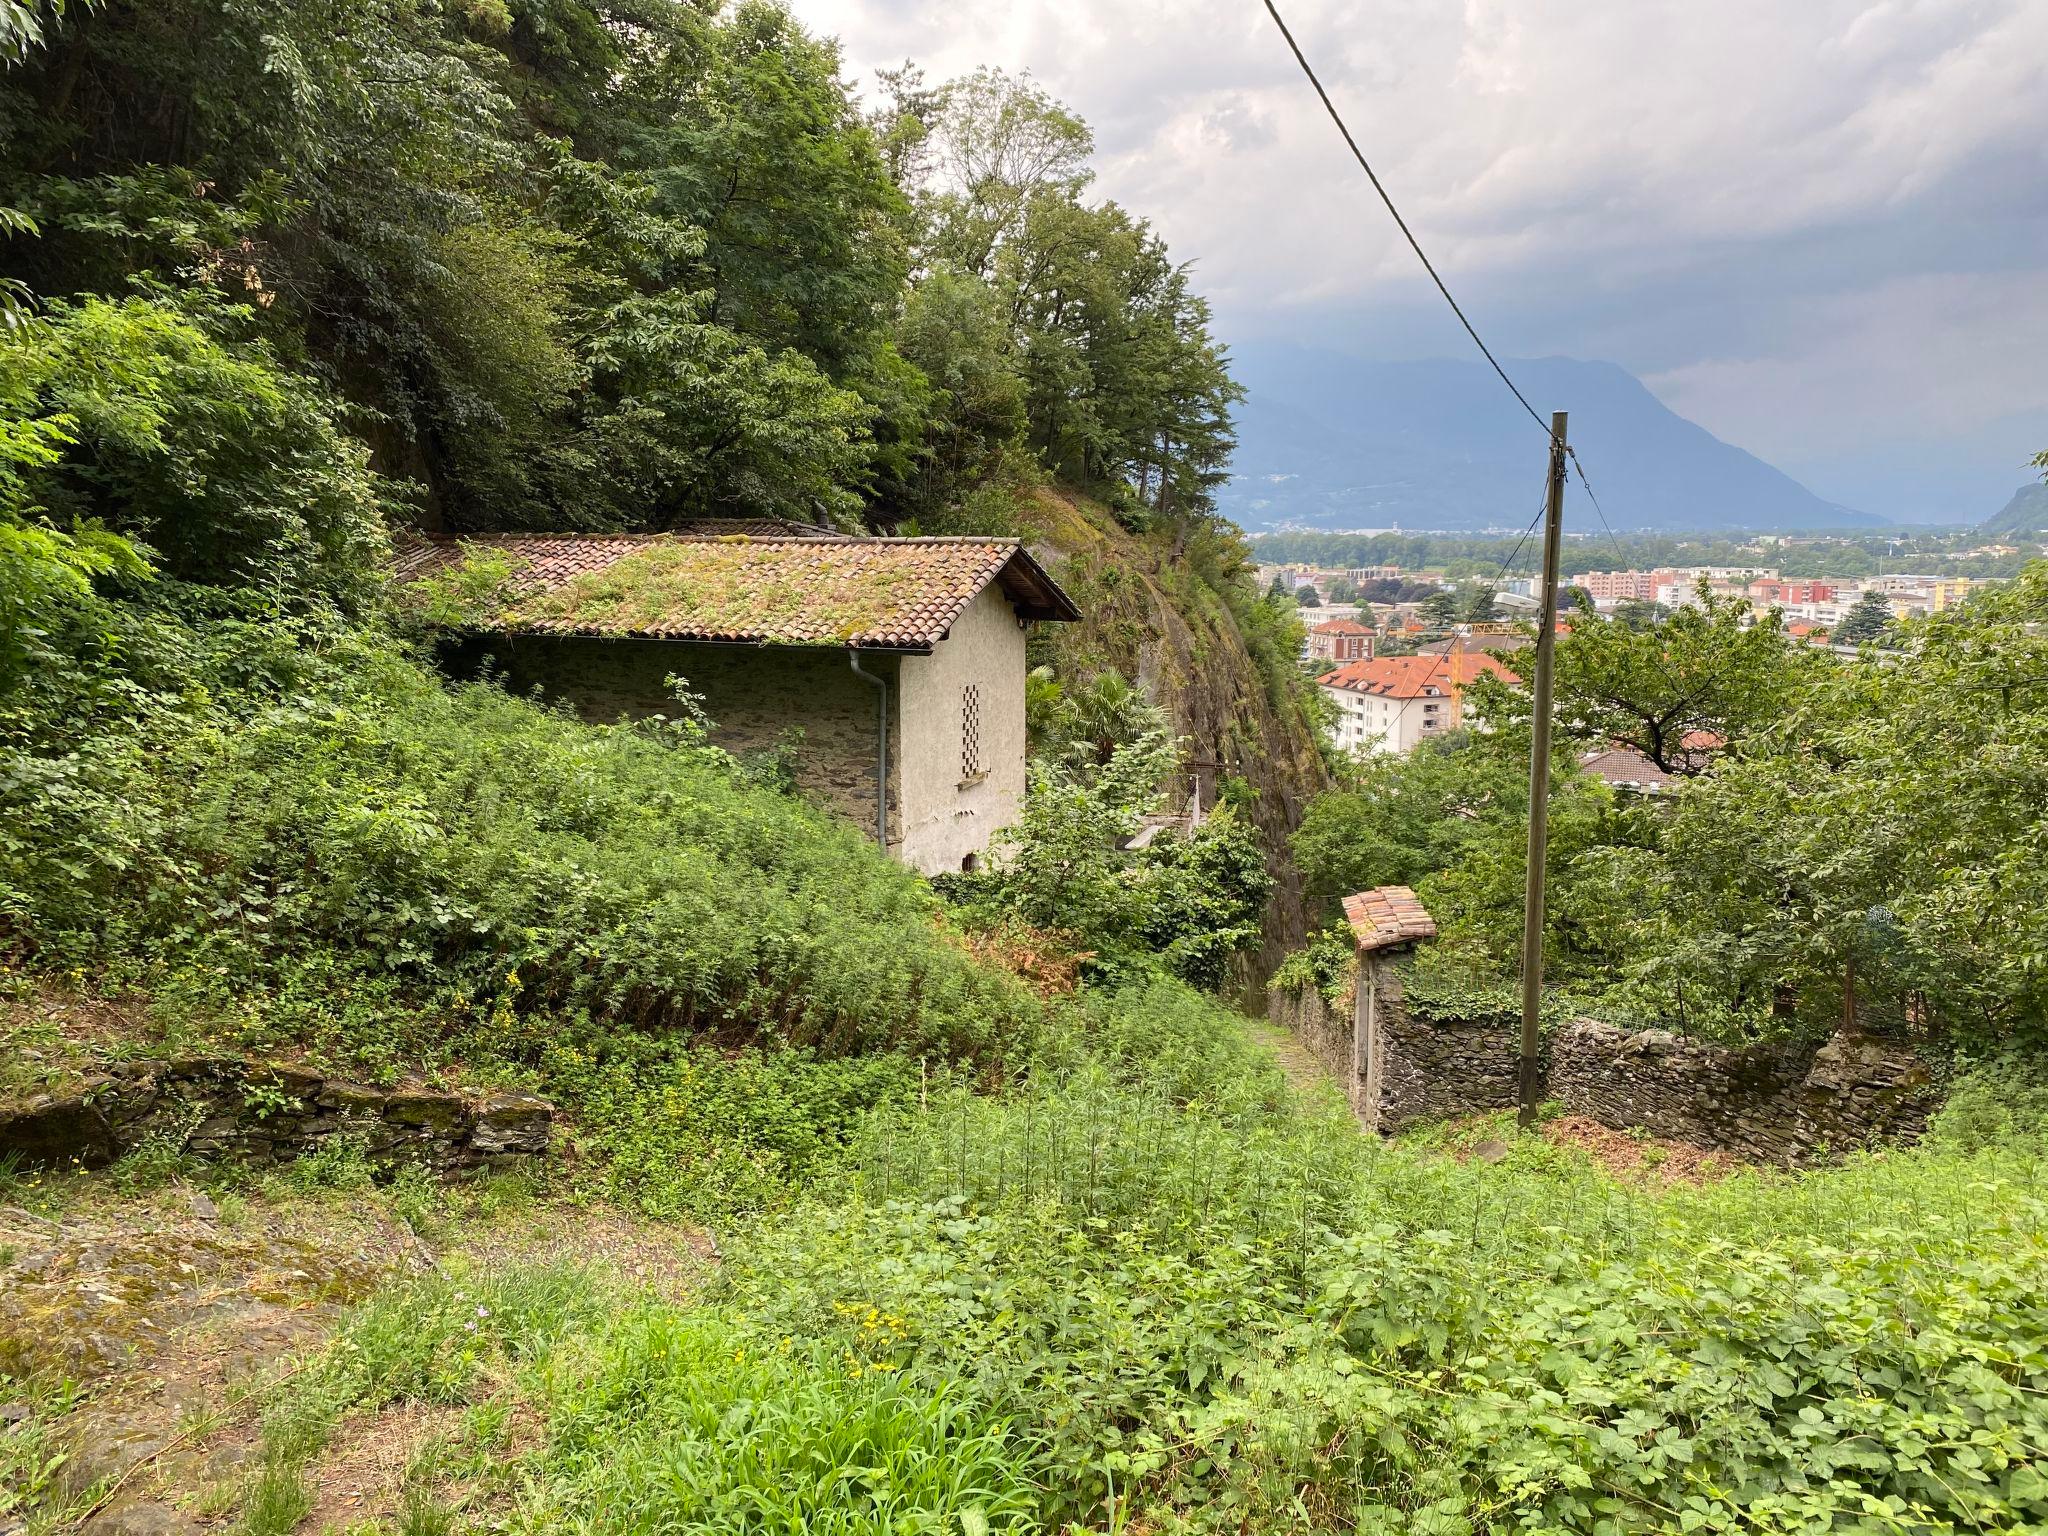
xmin=394 ymin=530 xmax=1079 ymax=875
xmin=1343 ymin=885 xmax=1439 ymax=1129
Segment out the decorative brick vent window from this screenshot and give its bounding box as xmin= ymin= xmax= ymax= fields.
xmin=961 ymin=683 xmax=985 ymax=779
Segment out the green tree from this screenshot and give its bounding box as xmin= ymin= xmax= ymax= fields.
xmin=1419 ymin=589 xmax=1457 ymax=628
xmin=1833 ymin=589 xmax=1894 ymax=646
xmin=0 ymin=296 xmax=384 ymax=599
xmin=1611 ymin=597 xmax=1667 ymax=631
xmin=1473 ymin=588 xmax=1818 ymax=774
xmin=1457 ymin=584 xmax=1498 ymax=623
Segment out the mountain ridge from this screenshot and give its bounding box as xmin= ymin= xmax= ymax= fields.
xmin=1218 ymin=344 xmax=1878 ymax=534
xmin=1979 ymin=482 xmax=2048 ymax=538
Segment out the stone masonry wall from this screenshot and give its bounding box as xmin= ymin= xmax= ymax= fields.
xmin=1267 ymin=980 xmax=1353 ymax=1091
xmin=1548 ymin=1019 xmax=1937 ymax=1163
xmin=450 ymin=633 xmax=900 ymax=847
xmin=1272 ymin=960 xmax=1938 ymax=1162
xmin=0 ymin=1057 xmax=552 ymax=1174
xmin=1366 ymin=960 xmax=1526 ymax=1134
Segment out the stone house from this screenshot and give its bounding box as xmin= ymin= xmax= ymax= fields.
xmin=394 ymin=531 xmax=1079 ymax=875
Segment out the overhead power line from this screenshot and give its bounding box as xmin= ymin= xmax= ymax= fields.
xmin=1258 ymin=0 xmax=1549 ymax=436
xmin=1260 ymin=0 xmax=1739 ymax=722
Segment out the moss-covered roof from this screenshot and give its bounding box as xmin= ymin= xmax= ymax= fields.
xmin=390 ymin=533 xmax=1078 ymax=650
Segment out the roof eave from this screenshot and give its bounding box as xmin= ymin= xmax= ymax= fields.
xmin=995 ymin=546 xmax=1083 ymax=624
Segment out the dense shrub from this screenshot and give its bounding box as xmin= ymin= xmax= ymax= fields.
xmin=544 ymin=1041 xmax=922 ymax=1217
xmin=220 ymin=976 xmax=2048 ymax=1535
xmin=2 ymin=626 xmax=1044 ymax=1077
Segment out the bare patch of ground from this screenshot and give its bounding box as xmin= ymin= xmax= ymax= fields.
xmin=0 ymin=986 xmax=159 ymax=1097
xmin=0 ymin=1192 xmax=419 ymax=1531
xmin=1541 ymin=1115 xmax=1738 ymax=1184
xmin=298 ymin=1400 xmax=466 ymax=1532
xmin=0 ymin=1183 xmax=707 ymax=1533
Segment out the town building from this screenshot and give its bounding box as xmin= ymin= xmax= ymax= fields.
xmin=1318 ymin=647 xmax=1517 ymax=756
xmin=1570 ymin=569 xmax=1657 ymax=602
xmin=1578 ymin=744 xmax=1675 ymax=795
xmin=395 ymin=531 xmax=1079 ymax=875
xmin=1749 ymin=579 xmax=1836 ymax=606
xmin=1927 ymin=578 xmax=1978 ymax=612
xmin=1307 ymin=618 xmax=1375 ymax=664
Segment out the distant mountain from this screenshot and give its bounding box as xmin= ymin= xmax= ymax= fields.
xmin=1979 ymin=482 xmax=2048 ymax=538
xmin=1218 ymin=344 xmax=1878 ymax=533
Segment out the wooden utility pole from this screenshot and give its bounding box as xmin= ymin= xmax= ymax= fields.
xmin=1518 ymin=410 xmax=1569 ymax=1130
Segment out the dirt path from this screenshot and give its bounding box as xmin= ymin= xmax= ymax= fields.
xmin=1248 ymin=1019 xmax=1355 ymax=1115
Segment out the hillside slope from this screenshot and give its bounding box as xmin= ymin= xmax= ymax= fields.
xmin=1019 ymin=487 xmax=1330 ymax=975
xmin=1982 ymin=482 xmax=2048 ymax=538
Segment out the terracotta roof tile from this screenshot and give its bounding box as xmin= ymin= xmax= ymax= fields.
xmin=666 ymin=517 xmax=841 ymax=538
xmin=391 ymin=533 xmax=1079 ymax=650
xmin=1317 ymin=651 xmax=1517 ymax=698
xmin=1579 ymin=745 xmax=1674 ymax=791
xmin=1343 ymin=886 xmax=1438 ymax=952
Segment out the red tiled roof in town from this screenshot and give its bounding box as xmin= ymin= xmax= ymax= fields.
xmin=390 ymin=532 xmax=1079 ymax=651
xmin=1317 ymin=650 xmax=1517 ymax=699
xmin=1310 ymin=619 xmax=1375 ymax=636
xmin=1342 ymin=886 xmax=1438 ymax=953
xmin=1579 ymin=745 xmax=1674 ymax=792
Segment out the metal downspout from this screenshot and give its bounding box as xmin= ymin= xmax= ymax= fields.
xmin=848 ymin=650 xmax=888 ymax=851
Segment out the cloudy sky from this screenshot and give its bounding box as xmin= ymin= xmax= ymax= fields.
xmin=792 ymin=0 xmax=2048 ymax=522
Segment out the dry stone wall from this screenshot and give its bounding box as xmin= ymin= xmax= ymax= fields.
xmin=0 ymin=1057 xmax=552 ymax=1174
xmin=1266 ymin=981 xmax=1352 ymax=1090
xmin=1548 ymin=1019 xmax=1937 ymax=1163
xmin=1271 ymin=962 xmax=1938 ymax=1163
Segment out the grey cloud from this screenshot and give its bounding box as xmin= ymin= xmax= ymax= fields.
xmin=796 ymin=0 xmax=2048 ymax=520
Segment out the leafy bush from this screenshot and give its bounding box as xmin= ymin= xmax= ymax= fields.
xmin=965 ymin=730 xmax=1270 ymax=988
xmin=1272 ymin=925 xmax=1355 ymax=1009
xmin=543 ymin=1040 xmax=920 ymax=1217
xmin=3 ymin=627 xmax=1045 ymax=1077
xmin=0 ymin=297 xmax=386 ymax=603
xmin=1928 ymin=1052 xmax=2048 ymax=1150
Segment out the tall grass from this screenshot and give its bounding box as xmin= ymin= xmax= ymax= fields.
xmin=244 ymin=983 xmax=2048 ymax=1534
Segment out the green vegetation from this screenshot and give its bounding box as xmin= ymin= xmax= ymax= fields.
xmin=88 ymin=986 xmax=2041 ymax=1536
xmin=9 ymin=6 xmax=2048 ymax=1532
xmin=1293 ymin=564 xmax=2048 ymax=1044
xmin=1253 ymin=526 xmax=2041 ymax=581
xmin=1 ymin=1 xmax=1240 ymax=541
xmin=498 ymin=539 xmax=949 ymax=643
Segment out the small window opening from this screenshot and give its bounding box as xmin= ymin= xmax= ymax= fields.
xmin=961 ymin=852 xmax=980 ymax=873
xmin=961 ymin=683 xmax=985 ymax=778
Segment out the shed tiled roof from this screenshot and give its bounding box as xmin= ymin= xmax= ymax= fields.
xmin=1342 ymin=886 xmax=1438 ymax=953
xmin=1317 ymin=651 xmax=1517 ymax=698
xmin=390 ymin=533 xmax=1079 ymax=650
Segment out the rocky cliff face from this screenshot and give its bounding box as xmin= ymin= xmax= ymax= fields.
xmin=1019 ymin=487 xmax=1331 ymax=979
